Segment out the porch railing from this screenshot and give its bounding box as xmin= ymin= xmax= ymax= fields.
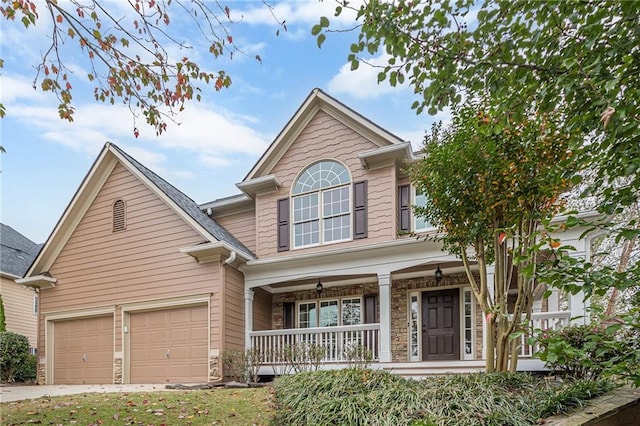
xmin=516 ymin=311 xmax=572 ymax=357
xmin=249 ymin=323 xmax=380 ymax=364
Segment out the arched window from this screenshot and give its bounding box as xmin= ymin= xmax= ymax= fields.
xmin=291 ymin=161 xmax=351 ymax=248
xmin=112 ymin=199 xmax=126 ymax=232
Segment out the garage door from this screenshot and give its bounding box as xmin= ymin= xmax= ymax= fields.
xmin=54 ymin=315 xmax=114 ymax=384
xmin=129 ymin=305 xmax=208 ymax=383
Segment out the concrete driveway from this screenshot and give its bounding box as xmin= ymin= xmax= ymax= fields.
xmin=1 ymin=384 xmax=173 ymax=403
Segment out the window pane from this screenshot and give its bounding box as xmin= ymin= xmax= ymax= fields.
xmin=414 ymin=188 xmax=432 ymax=230
xmin=294 ymin=219 xmax=319 ymax=247
xmin=323 ymin=214 xmax=351 ymax=242
xmin=292 ymin=161 xmax=350 ymax=195
xmin=323 ymin=186 xmax=349 ymax=216
xmin=299 ymin=302 xmax=317 ymax=328
xmin=293 ymin=194 xmax=318 ymax=223
xmin=342 ymin=298 xmax=361 ymax=325
xmin=319 ymin=300 xmax=339 ymax=327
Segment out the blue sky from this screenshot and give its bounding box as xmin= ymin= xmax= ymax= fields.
xmin=0 ymin=0 xmax=451 ymax=243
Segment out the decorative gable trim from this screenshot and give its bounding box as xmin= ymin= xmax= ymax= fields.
xmin=359 ymin=142 xmax=414 ymax=171
xmin=243 ymin=88 xmax=406 ymax=181
xmin=236 ymin=174 xmax=282 ymax=199
xmin=16 ymin=274 xmax=57 ymax=289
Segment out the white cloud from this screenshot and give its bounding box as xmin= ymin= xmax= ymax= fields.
xmin=327 ymin=53 xmax=408 ymax=99
xmin=232 ymin=0 xmax=362 ymax=29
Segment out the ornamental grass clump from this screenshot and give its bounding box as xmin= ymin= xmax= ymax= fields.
xmin=271 ymin=369 xmax=615 ymax=426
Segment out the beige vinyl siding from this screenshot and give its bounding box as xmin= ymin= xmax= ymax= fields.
xmin=256 ymin=110 xmax=396 ymax=258
xmin=0 ymin=276 xmax=37 ymax=348
xmin=39 ymin=162 xmax=221 ymax=362
xmin=214 ymin=210 xmax=256 ymax=254
xmin=252 ymin=288 xmax=272 ymax=331
xmin=223 ymin=265 xmax=244 ymax=351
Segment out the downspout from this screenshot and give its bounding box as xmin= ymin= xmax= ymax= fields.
xmin=224 ymin=250 xmax=237 ymax=265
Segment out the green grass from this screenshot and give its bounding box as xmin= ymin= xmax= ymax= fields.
xmin=0 ymin=387 xmax=273 ymax=425
xmin=272 ymin=369 xmax=616 ymax=426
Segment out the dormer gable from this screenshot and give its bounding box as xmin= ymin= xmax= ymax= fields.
xmin=241 ymin=89 xmax=413 ymax=192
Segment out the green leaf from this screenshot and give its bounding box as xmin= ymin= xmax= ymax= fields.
xmin=317 ymin=34 xmax=326 ymax=48
xmin=320 ymin=16 xmax=329 ymax=28
xmin=311 ymin=24 xmax=322 ymax=36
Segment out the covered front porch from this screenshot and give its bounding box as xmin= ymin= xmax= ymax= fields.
xmin=242 ymin=263 xmax=585 ymax=374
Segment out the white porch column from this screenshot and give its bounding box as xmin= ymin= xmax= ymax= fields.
xmin=568 ymin=250 xmax=590 ymax=325
xmin=244 ymin=289 xmax=254 ymax=349
xmin=378 ymin=273 xmax=392 ymax=363
xmin=481 ymin=265 xmax=495 ymax=361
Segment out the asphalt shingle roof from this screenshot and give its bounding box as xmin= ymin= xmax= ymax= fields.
xmin=0 ymin=224 xmax=41 ymax=277
xmin=109 ymin=143 xmax=255 ymax=258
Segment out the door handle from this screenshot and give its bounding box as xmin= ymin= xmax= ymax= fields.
xmin=166 ymin=349 xmax=171 ymax=359
xmin=82 ymin=354 xmax=87 ymax=362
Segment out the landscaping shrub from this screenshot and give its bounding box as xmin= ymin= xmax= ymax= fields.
xmin=533 ymin=324 xmax=631 ymax=380
xmin=0 ymin=332 xmax=30 ymax=382
xmin=14 ymin=354 xmax=37 ymax=382
xmin=271 ymin=369 xmax=615 ymax=426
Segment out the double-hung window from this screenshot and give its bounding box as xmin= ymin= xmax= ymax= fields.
xmin=292 ymin=161 xmax=351 ymax=248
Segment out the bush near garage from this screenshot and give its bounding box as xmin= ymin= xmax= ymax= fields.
xmin=0 ymin=331 xmax=31 ymax=382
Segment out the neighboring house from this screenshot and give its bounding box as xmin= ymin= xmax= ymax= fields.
xmin=19 ymin=89 xmax=593 ymax=385
xmin=0 ymin=223 xmax=41 ymax=352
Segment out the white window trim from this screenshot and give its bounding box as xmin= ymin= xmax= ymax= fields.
xmin=408 ymin=291 xmax=422 ymax=362
xmin=295 ymin=296 xmax=363 ymax=328
xmin=461 ymin=288 xmax=476 ymax=361
xmin=291 ymin=160 xmax=353 ymax=250
xmin=292 ymin=184 xmax=353 ymax=249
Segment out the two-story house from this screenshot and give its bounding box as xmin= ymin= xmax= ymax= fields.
xmin=19 ymin=89 xmax=591 ymax=384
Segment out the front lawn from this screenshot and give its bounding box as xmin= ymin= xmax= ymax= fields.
xmin=1 ymin=371 xmax=616 ymax=425
xmin=0 ymin=387 xmax=273 ymax=425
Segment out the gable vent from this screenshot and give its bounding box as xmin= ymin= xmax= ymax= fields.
xmin=112 ymin=199 xmax=126 ymax=232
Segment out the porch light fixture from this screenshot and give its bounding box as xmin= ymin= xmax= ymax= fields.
xmin=435 ymin=265 xmax=443 ymax=284
xmin=316 ymin=280 xmax=323 ymax=295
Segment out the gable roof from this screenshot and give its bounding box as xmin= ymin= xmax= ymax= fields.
xmin=109 ymin=144 xmax=253 ymax=257
xmin=243 ymin=88 xmax=407 ymax=181
xmin=0 ymin=224 xmax=41 ymax=278
xmin=25 ymin=143 xmax=254 ymax=277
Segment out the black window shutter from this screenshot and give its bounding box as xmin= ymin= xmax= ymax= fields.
xmin=398 ymin=184 xmax=411 ymax=232
xmin=283 ymin=302 xmax=295 ymax=329
xmin=277 ymin=198 xmax=290 ymax=252
xmin=353 ymin=180 xmax=368 ymax=239
xmin=364 ymin=295 xmax=377 ymax=324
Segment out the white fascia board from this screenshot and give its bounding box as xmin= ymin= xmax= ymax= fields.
xmin=25 ymin=148 xmax=118 ymax=276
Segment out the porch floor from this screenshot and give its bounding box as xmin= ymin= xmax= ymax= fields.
xmin=258 ymin=358 xmax=547 ymax=379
